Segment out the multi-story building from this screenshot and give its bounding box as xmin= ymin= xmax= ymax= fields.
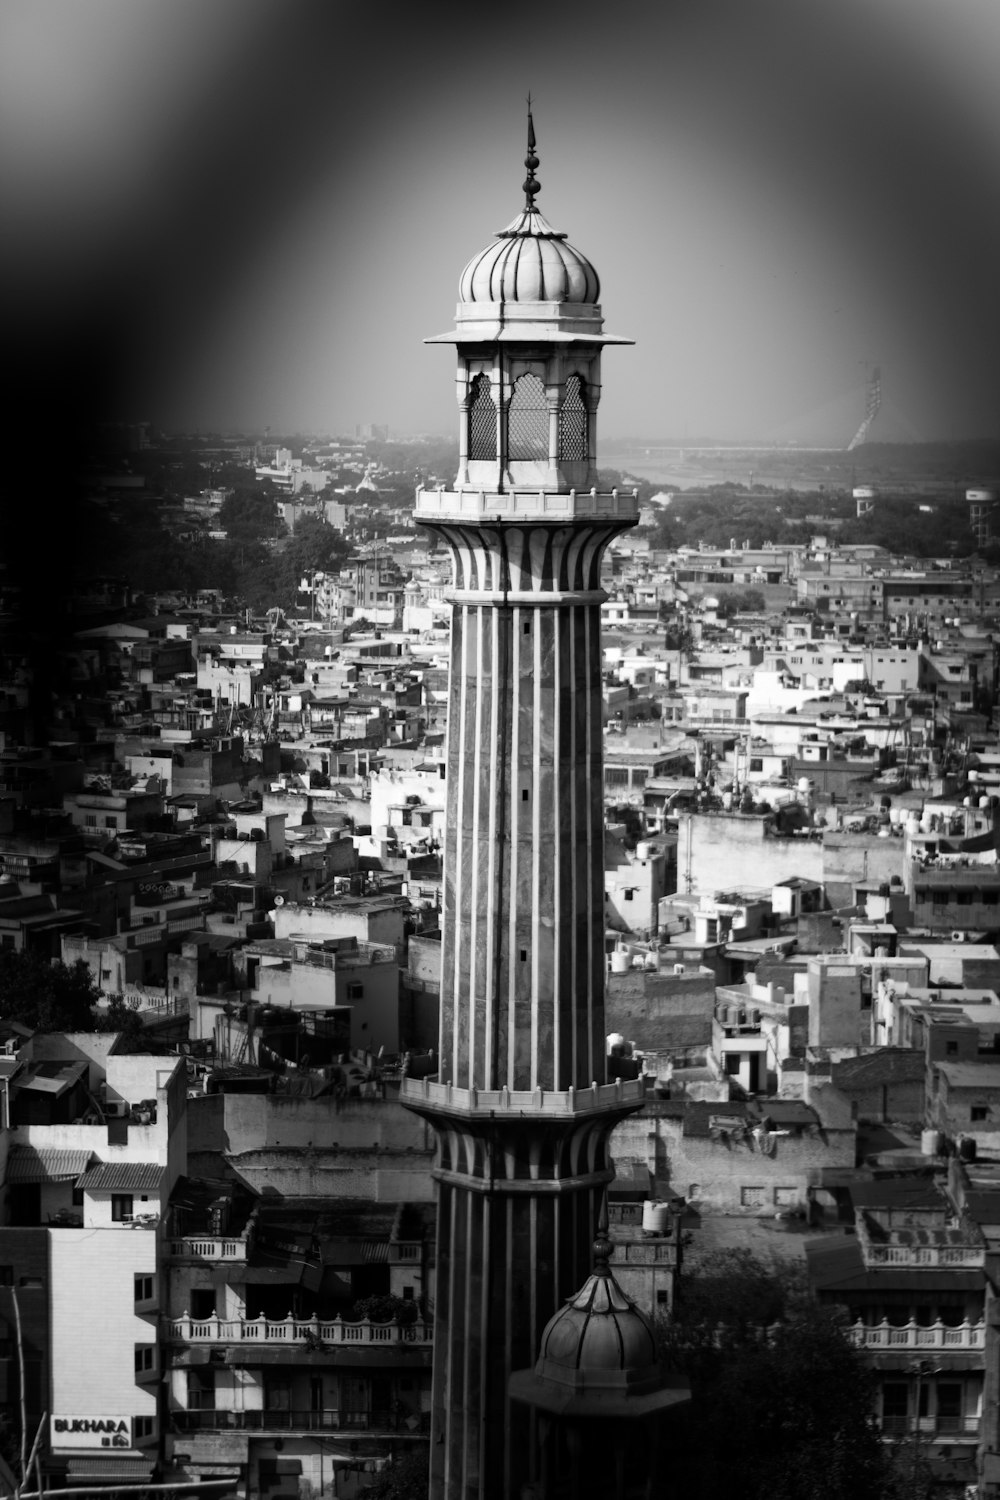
xmin=0 ymin=1039 xmax=188 ymax=1491
xmin=806 ymin=1174 xmax=987 ymax=1496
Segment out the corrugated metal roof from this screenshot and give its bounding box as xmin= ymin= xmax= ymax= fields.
xmin=361 ymin=1240 xmax=389 ymax=1263
xmin=76 ymin=1162 xmax=165 ymax=1192
xmin=66 ymin=1459 xmax=153 ymax=1480
xmin=6 ymin=1148 xmax=92 ymax=1184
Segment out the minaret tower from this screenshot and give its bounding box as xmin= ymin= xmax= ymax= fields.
xmin=401 ymin=115 xmax=644 ymax=1500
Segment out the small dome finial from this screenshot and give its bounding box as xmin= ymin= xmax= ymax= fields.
xmin=523 ymin=95 xmax=540 ymax=209
xmin=592 ymin=1192 xmax=613 ymax=1274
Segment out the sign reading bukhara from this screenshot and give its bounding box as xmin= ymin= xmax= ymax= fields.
xmin=50 ymin=1417 xmax=133 ymax=1451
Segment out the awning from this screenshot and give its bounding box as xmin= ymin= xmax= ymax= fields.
xmin=6 ymin=1148 xmax=92 ymax=1184
xmin=76 ymin=1162 xmax=166 ymax=1192
xmin=66 ymin=1458 xmax=154 ymax=1481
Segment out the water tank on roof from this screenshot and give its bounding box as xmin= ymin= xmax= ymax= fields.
xmin=636 ymin=842 xmax=652 ymax=861
xmin=610 ymin=950 xmax=630 ymax=974
xmin=642 ymin=1201 xmax=670 ymax=1237
xmin=921 ymin=1129 xmax=943 ymax=1156
xmin=606 ymin=1033 xmax=625 ymax=1053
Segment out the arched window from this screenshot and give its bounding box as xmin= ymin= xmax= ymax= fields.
xmin=468 ymin=374 xmax=497 ymax=461
xmin=507 ymin=373 xmax=548 ymax=461
xmin=558 ymin=373 xmax=588 ymax=461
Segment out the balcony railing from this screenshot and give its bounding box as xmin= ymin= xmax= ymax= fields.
xmin=170 ymin=1314 xmax=432 ymax=1347
xmin=880 ymin=1414 xmax=980 ymax=1438
xmin=172 ymin=1408 xmax=425 ymax=1435
xmin=859 ymin=1242 xmax=985 ymax=1269
xmin=399 ymin=1076 xmax=645 ymax=1117
xmin=849 ymin=1319 xmax=985 ymax=1351
xmin=166 ymin=1238 xmax=248 ymax=1262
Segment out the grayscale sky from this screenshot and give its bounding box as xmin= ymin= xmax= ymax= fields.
xmin=4 ymin=0 xmax=999 ymax=443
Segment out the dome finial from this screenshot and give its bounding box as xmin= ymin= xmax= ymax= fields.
xmin=592 ymin=1192 xmax=613 ymax=1274
xmin=523 ymin=95 xmax=540 ymax=209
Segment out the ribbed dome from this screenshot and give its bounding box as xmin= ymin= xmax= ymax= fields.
xmin=459 ymin=208 xmax=600 ymax=305
xmin=532 ymin=1238 xmax=662 ymax=1397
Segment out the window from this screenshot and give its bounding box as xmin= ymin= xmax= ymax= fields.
xmin=84 ymin=814 xmax=97 ymax=828
xmin=740 ymin=1186 xmax=766 ymax=1207
xmin=749 ymin=758 xmax=763 ymax=773
xmin=187 ymin=1370 xmax=215 ymax=1411
xmin=624 ymin=890 xmax=634 ymax=902
xmin=190 ymin=1289 xmax=216 ymax=1319
xmin=111 ymin=1195 xmax=134 ymax=1222
xmin=971 ymin=1106 xmax=988 ymax=1122
xmin=773 ymin=1187 xmax=796 ymax=1207
xmin=467 ymin=374 xmax=497 ymax=462
xmin=134 ymin=1345 xmax=155 ymax=1374
xmin=134 ymin=1275 xmax=155 ymax=1303
xmin=0 ymin=1269 xmax=12 ymax=1288
xmin=346 ymin=983 xmax=364 ymax=1002
xmin=558 ymin=374 xmax=588 ymax=461
xmin=936 ymin=1382 xmax=963 ymax=1430
xmin=134 ymin=1416 xmax=155 ymax=1442
xmin=18 ymin=1277 xmax=42 ymax=1290
xmin=945 ymin=1041 xmax=959 ymax=1056
xmin=508 ymin=373 xmax=547 ymax=461
xmin=104 ymin=816 xmax=117 ymax=829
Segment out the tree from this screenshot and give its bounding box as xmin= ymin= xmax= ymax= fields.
xmin=715 ymin=587 xmax=767 ymax=618
xmin=218 ymin=483 xmax=284 ymax=543
xmin=0 ymin=951 xmax=100 ymax=1033
xmin=359 ymin=1447 xmax=428 ymax=1500
xmin=659 ymin=1249 xmax=895 ymax=1500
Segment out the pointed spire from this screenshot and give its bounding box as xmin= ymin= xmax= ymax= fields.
xmin=523 ymin=97 xmax=540 ymax=209
xmin=592 ymin=1192 xmax=613 ymax=1276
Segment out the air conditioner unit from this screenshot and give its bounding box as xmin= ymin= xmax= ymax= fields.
xmin=104 ymin=1100 xmax=129 ymax=1118
xmin=951 ymin=930 xmax=968 ymax=944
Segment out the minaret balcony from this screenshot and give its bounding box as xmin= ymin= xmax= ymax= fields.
xmin=415 ymin=484 xmax=638 ymax=526
xmin=400 ymin=1075 xmax=645 ymax=1119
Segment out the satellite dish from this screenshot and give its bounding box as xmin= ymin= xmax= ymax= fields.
xmin=273 ymin=895 xmax=285 ymax=906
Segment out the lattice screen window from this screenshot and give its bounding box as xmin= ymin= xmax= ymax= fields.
xmin=558 ymin=374 xmax=588 ymax=461
xmin=508 ymin=374 xmax=548 ymax=461
xmin=468 ymin=374 xmax=497 ymax=461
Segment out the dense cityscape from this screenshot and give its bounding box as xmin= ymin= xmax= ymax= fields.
xmin=5 ymin=1 xmax=1000 ymax=1496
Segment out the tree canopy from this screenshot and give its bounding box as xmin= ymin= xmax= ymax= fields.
xmin=659 ymin=1249 xmax=896 ymax=1500
xmin=0 ymin=951 xmax=101 ymax=1033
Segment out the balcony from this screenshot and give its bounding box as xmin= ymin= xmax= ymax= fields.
xmin=848 ymin=1319 xmax=985 ymax=1352
xmin=399 ymin=1076 xmax=645 ymax=1119
xmin=166 ymin=1237 xmax=249 ymax=1262
xmin=172 ymin=1407 xmax=426 ymax=1435
xmin=169 ymin=1314 xmax=432 ymax=1347
xmin=880 ymin=1414 xmax=980 ymax=1439
xmin=858 ymin=1241 xmax=985 ymax=1269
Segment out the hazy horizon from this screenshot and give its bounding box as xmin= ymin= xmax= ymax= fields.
xmin=6 ymin=0 xmax=999 ymax=447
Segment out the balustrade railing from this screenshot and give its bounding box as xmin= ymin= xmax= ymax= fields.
xmin=848 ymin=1318 xmax=985 ymax=1351
xmin=170 ymin=1314 xmax=432 ymax=1346
xmin=172 ymin=1407 xmax=423 ymax=1434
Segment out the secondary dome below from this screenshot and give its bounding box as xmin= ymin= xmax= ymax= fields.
xmin=459 ymin=208 xmax=600 ymax=305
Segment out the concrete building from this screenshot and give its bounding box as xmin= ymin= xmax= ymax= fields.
xmin=0 ymin=1039 xmax=187 ymax=1490
xmin=399 ymin=126 xmax=645 ymax=1500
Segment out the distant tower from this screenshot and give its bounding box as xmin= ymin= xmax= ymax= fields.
xmin=853 ymin=485 xmax=876 ymax=519
xmin=847 ymin=364 xmax=881 ymax=451
xmin=968 ymin=488 xmax=997 ymax=548
xmin=401 ymin=114 xmax=645 ymax=1499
